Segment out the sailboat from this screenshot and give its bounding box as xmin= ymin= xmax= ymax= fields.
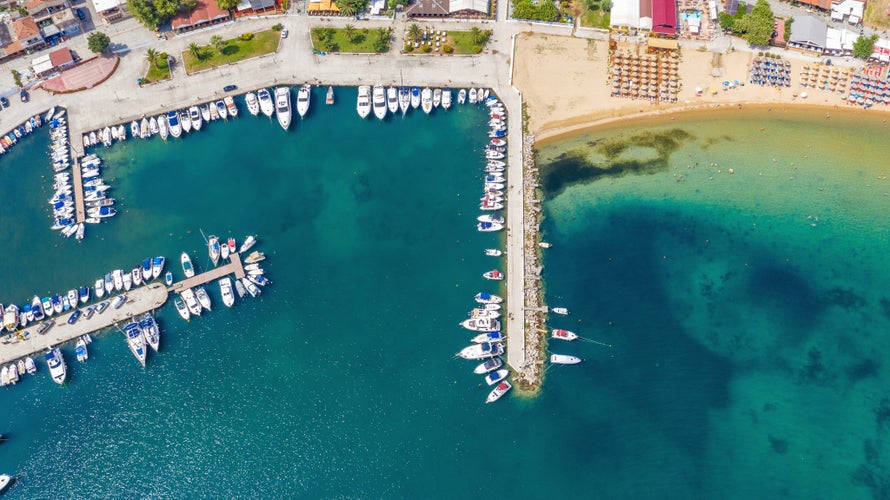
xmin=398 ymin=86 xmax=410 ymax=115
xmin=208 ymin=235 xmax=220 ymax=266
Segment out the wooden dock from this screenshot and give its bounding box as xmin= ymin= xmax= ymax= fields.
xmin=71 ymin=155 xmax=86 ymax=223
xmin=167 ymin=251 xmax=246 ymax=294
xmin=0 ymin=283 xmax=168 ymax=366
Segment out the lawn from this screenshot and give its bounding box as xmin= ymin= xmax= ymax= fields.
xmin=183 ymin=30 xmax=280 ymax=74
xmin=864 ymin=0 xmax=890 ymax=29
xmin=448 ymin=31 xmax=490 ymax=54
xmin=311 ymin=27 xmax=391 ymax=53
xmin=580 ymin=9 xmax=609 ymax=28
xmin=142 ymin=56 xmax=171 ymax=84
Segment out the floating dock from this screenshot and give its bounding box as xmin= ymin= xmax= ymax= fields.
xmin=167 ymin=252 xmax=246 ymax=294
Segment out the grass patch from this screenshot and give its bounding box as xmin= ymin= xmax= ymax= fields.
xmin=183 ymin=30 xmax=279 ymax=73
xmin=580 ymin=9 xmax=609 ymax=28
xmin=447 ymin=31 xmax=490 ymax=54
xmin=311 ymin=27 xmax=391 ymax=53
xmin=142 ymin=57 xmax=171 ymax=84
xmin=864 ymin=0 xmax=890 ymax=29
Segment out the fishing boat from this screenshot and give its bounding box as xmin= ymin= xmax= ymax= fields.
xmin=474 ymin=292 xmax=502 ymax=304
xmin=165 ymin=271 xmax=173 ymax=286
xmin=239 ymin=235 xmax=256 ymax=253
xmin=442 ymin=89 xmax=452 ymax=110
xmin=477 ymin=221 xmax=503 ymax=232
xmin=386 ymin=86 xmax=398 ymax=114
xmin=485 ymin=369 xmax=509 ymax=386
xmin=174 ymin=296 xmax=190 ymax=320
xmin=468 ymin=88 xmax=477 ymax=104
xmin=76 ymin=337 xmax=88 ymax=362
xmin=484 ymin=249 xmax=502 ymax=257
xmin=458 ymin=88 xmax=466 ymax=104
xmin=486 ymin=381 xmax=512 ymax=403
xmin=410 ymin=86 xmax=421 ymax=108
xmin=472 ymin=331 xmax=505 ymax=343
xmin=224 ymin=95 xmax=238 ymax=117
xmin=208 ymin=235 xmax=220 ymax=266
xmin=473 ymin=357 xmax=502 ymax=374
xmin=180 ymin=110 xmax=192 ymax=133
xmin=398 ymin=86 xmax=410 ymax=115
xmin=421 ymin=87 xmax=433 ymax=114
xmin=372 ymin=85 xmax=387 ymax=120
xmin=45 ymin=347 xmax=66 ymax=384
xmin=551 ymin=329 xmax=578 ymax=341
xmin=195 ymin=286 xmax=212 ymax=311
xmin=551 ymin=307 xmax=569 ymax=315
xmin=483 ymin=269 xmax=504 ymax=280
xmin=219 ymin=277 xmax=235 ymax=307
xmin=258 ymin=88 xmax=274 ymax=117
xmin=181 ymin=289 xmax=202 ymax=316
xmin=181 ymin=252 xmax=195 ymax=278
xmin=432 ymin=88 xmax=442 ymax=108
xmin=140 ymin=313 xmax=160 ymax=352
xmin=297 ymin=84 xmax=311 ymax=118
xmin=326 ymin=86 xmax=334 ymax=105
xmin=460 ymin=317 xmax=501 ymax=332
xmin=189 ymin=106 xmax=203 ymax=131
xmin=152 ymin=256 xmax=165 ymax=279
xmin=456 ymin=341 xmax=503 ymax=360
xmin=550 ymin=354 xmax=583 ymax=365
xmin=216 ymin=100 xmax=228 ymax=120
xmin=158 ymin=115 xmax=168 ymax=140
xmin=245 ymin=92 xmax=260 ymax=115
xmin=123 ymin=321 xmax=147 ymax=367
xmin=275 ymin=87 xmax=291 ymax=130
xmin=356 ymin=85 xmax=371 ymax=119
xmin=167 ymin=111 xmax=182 ymax=138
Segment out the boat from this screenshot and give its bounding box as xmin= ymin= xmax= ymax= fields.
xmin=326 ymin=86 xmax=334 ymax=105
xmin=3 ymin=305 xmax=18 ymax=331
xmin=480 ymin=198 xmax=503 ymax=211
xmin=152 ymin=256 xmax=165 ymax=279
xmin=227 ymin=237 xmax=236 ymax=255
xmin=442 ymin=89 xmax=452 ymax=110
xmin=201 ymin=104 xmax=211 ymax=123
xmin=485 ymin=369 xmax=509 ymax=386
xmin=195 ymin=286 xmax=212 ymax=311
xmin=275 ymin=87 xmax=291 ymax=130
xmin=297 ymin=84 xmax=311 ymax=118
xmin=25 ymin=357 xmax=36 ymax=374
xmin=477 ymin=221 xmax=503 ymax=232
xmin=1 ymin=366 xmax=7 ymax=386
xmin=386 ymin=86 xmax=398 ymax=114
xmin=140 ymin=313 xmax=160 ymax=352
xmin=551 ymin=307 xmax=569 ymax=315
xmin=372 ymin=85 xmax=387 ymax=120
xmin=180 ymin=109 xmax=192 ymax=133
xmin=189 ymin=106 xmax=203 ymax=131
xmin=112 ymin=294 xmax=127 ymax=309
xmin=31 ymin=296 xmax=44 ymax=321
xmin=456 ymin=341 xmax=503 ymax=360
xmin=123 ymin=321 xmax=147 ymax=367
xmin=76 ymin=337 xmax=88 ymax=362
xmin=552 ymin=329 xmax=579 ymax=341
xmin=112 ymin=269 xmax=124 ymax=291
xmin=221 ymin=241 xmax=230 ymax=261
xmin=174 ymin=296 xmax=190 ymax=320
xmin=181 ymin=289 xmax=202 ymax=316
xmin=483 ymin=269 xmax=504 ymax=280
xmin=216 ymin=100 xmax=228 ymax=120
xmin=473 ymin=357 xmax=503 ymax=374
xmin=258 ymin=88 xmax=274 ymax=117
xmin=432 ymin=88 xmax=442 ymax=108
xmin=479 ymin=88 xmax=487 ymax=101
xmin=122 ymin=271 xmax=132 ymax=291
xmin=242 ymin=278 xmax=261 ymax=297
xmin=484 ymin=249 xmax=502 ymax=257
xmin=239 ymin=235 xmax=256 ymax=253
xmin=219 ymin=277 xmax=235 ymax=307
xmin=209 ymin=101 xmax=219 ymax=120
xmin=130 ymin=121 xmax=139 ymax=138
xmin=140 ymin=117 xmax=150 ymax=137
xmin=474 ymin=292 xmax=502 ymax=304
xmin=486 ymin=381 xmax=512 ymax=403
xmin=460 ymin=317 xmax=501 ymax=332
xmin=78 ymin=286 xmax=90 ymax=304
xmin=149 ymin=116 xmax=158 ymax=135
xmin=244 ymin=251 xmax=265 ymax=264
xmin=224 ymin=95 xmax=238 ymax=117
xmin=167 ymin=111 xmax=182 ymax=138
xmin=245 ymin=92 xmax=260 ymax=115
xmin=45 ymin=347 xmax=66 ymax=384
xmin=410 ymin=86 xmax=421 ymax=108
xmin=131 ymin=267 xmax=142 ymax=287
xmin=165 ymin=271 xmax=173 ymax=286
xmin=7 ymin=364 xmax=17 ymax=384
xmin=421 ymin=87 xmax=433 ymax=114
xmin=490 ymin=138 xmax=506 ymax=147
xmin=469 ymin=88 xmax=477 ymax=104
xmin=67 ymin=289 xmax=78 ymax=307
xmin=181 ymin=252 xmax=195 ymax=278
xmin=234 ymin=279 xmax=247 ymax=298
xmin=551 ymin=354 xmax=583 ymax=365
xmin=472 ymin=331 xmax=505 ymax=343
xmin=141 ymin=258 xmax=153 ymax=281
xmin=458 ymin=88 xmax=466 ymax=104
xmin=356 ymin=85 xmax=371 ymax=119
xmin=94 ymin=278 xmax=105 ymax=298
xmin=208 ymin=235 xmax=220 ymax=266
xmin=398 ymin=86 xmax=410 ymax=115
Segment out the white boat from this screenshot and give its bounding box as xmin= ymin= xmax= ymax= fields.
xmin=181 ymin=252 xmax=195 ymax=278
xmin=456 ymin=341 xmax=503 ymax=360
xmin=195 ymin=286 xmax=212 ymax=311
xmin=275 ymin=87 xmax=291 ymax=130
xmin=180 ymin=110 xmax=192 ymax=133
xmin=94 ymin=278 xmax=105 ymax=298
xmin=220 ymin=241 xmax=229 ymax=261
xmin=474 ymin=292 xmax=502 ymax=304
xmin=460 ymin=317 xmax=500 ymax=332
xmin=458 ymin=88 xmax=466 ymax=104
xmin=224 ymin=95 xmax=238 ymax=117
xmin=0 ymin=474 xmax=11 ymax=493
xmin=486 ymin=381 xmax=511 ymax=403
xmin=472 ymin=331 xmax=504 ymax=343
xmin=208 ymin=235 xmax=220 ymax=266
xmin=130 ymin=121 xmax=139 ymax=138
xmin=140 ymin=313 xmax=160 ymax=352
xmin=140 ymin=117 xmax=150 ymax=138
xmin=152 ymin=256 xmax=165 ymax=279
xmin=242 ymin=278 xmax=261 ymax=297
xmin=219 ymin=277 xmax=235 ymax=307
xmin=478 ymin=88 xmax=486 ymax=101
xmin=112 ymin=269 xmax=124 ymax=291
xmin=356 ymin=85 xmax=371 ymax=119
xmin=442 ymin=89 xmax=452 ymax=110
xmin=201 ymin=104 xmax=211 ymax=123
xmin=76 ymin=337 xmax=88 ymax=362
xmin=6 ymin=364 xmax=17 ymax=384
xmin=386 ymin=86 xmax=398 ymax=114
xmin=552 ymin=329 xmax=578 ymax=341
xmin=181 ymin=289 xmax=202 ymax=316
xmin=25 ymin=357 xmax=36 ymax=374
xmin=122 ymin=271 xmax=132 ymax=291
xmin=141 ymin=258 xmax=153 ymax=281
xmin=477 ymin=221 xmax=503 ymax=232
xmin=297 ymin=84 xmax=311 ymax=118
xmin=158 ymin=115 xmax=168 ymax=140
xmin=67 ymin=289 xmax=78 ymax=307
xmin=485 ymin=369 xmax=509 ymax=386
xmin=410 ymin=86 xmax=421 ymax=108
xmin=149 ymin=116 xmax=158 ymax=135
xmin=245 ymin=92 xmax=260 ymax=116
xmin=257 ymin=88 xmax=274 ymax=117
xmin=480 ymin=198 xmax=503 ymax=211
xmin=473 ymin=357 xmax=502 ymax=374
xmin=239 ymin=235 xmax=256 ymax=253
xmin=45 ymin=347 xmax=66 ymax=384
xmin=550 ymin=354 xmax=583 ymax=365
xmin=209 ymin=101 xmax=219 ymax=120
xmin=551 ymin=307 xmax=569 ymax=315
xmin=478 ymin=213 xmax=504 ymax=224
xmin=1 ymin=366 xmax=7 ymax=386
xmin=174 ymin=296 xmax=190 ymax=321
xmin=398 ymin=86 xmax=410 ymax=115
xmin=484 ymin=248 xmax=502 ymax=257
xmin=483 ymin=269 xmax=504 ymax=280
xmin=432 ymin=88 xmax=442 ymax=108
xmin=234 ymin=279 xmax=247 ymax=298
xmin=167 ymin=111 xmax=182 ymax=138
xmin=103 ymin=273 xmax=114 ymax=294
xmin=468 ymin=88 xmax=477 ymax=104
xmin=189 ymin=106 xmax=203 ymax=131
xmin=216 ymin=100 xmax=228 ymax=120
xmin=165 ymin=271 xmax=173 ymax=286
xmin=132 ymin=267 xmax=142 ymax=287
xmin=123 ymin=321 xmax=147 ymax=367
xmin=421 ymin=87 xmax=433 ymax=114
xmin=372 ymin=85 xmax=387 ymax=120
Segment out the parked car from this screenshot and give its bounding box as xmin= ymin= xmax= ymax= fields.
xmin=75 ymin=8 xmax=85 ymax=20
xmin=0 ymin=97 xmax=8 ymax=108
xmin=19 ymin=89 xmax=28 ymax=102
xmin=223 ymin=84 xmax=237 ymax=92
xmin=281 ymin=28 xmax=288 ymax=38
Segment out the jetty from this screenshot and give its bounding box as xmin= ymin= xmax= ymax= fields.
xmin=167 ymin=252 xmax=246 ymax=294
xmin=71 ymin=156 xmax=86 ymax=223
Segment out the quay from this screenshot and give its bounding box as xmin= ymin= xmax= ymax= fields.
xmin=71 ymin=156 xmax=86 ymax=223
xmin=167 ymin=251 xmax=246 ymax=294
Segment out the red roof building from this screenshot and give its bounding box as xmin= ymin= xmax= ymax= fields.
xmin=171 ymin=0 xmax=231 ymax=33
xmin=651 ymin=0 xmax=677 ymax=35
xmin=48 ymin=46 xmax=74 ymax=67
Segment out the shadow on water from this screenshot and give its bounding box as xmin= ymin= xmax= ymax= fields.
xmin=539 ymin=128 xmax=695 ymax=198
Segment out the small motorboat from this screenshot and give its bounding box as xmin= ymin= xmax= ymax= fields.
xmin=551 ymin=307 xmax=569 ymax=315
xmin=132 ymin=267 xmax=143 ymax=287
xmin=25 ymin=357 xmax=36 ymax=374
xmin=234 ymin=279 xmax=247 ymax=298
xmin=483 ymin=269 xmax=504 ymax=281
xmin=200 ymin=104 xmax=211 ymax=123
xmin=142 ymin=258 xmax=153 ymax=281
xmin=326 ymin=86 xmax=334 ymax=105
xmin=76 ymin=337 xmax=88 ymax=362
xmin=195 ymin=286 xmax=212 ymax=311
xmin=551 ymin=329 xmax=578 ymax=341
xmin=0 ymin=474 xmax=10 ymax=493
xmin=410 ymin=86 xmax=421 ymax=108
xmin=219 ymin=277 xmax=235 ymax=307
xmin=456 ymin=341 xmax=503 ymax=360
xmin=246 ymin=92 xmax=260 ymax=116
xmin=550 ymin=354 xmax=583 ymax=365
xmin=173 ymin=296 xmax=190 ymax=321
xmin=474 ymin=292 xmax=502 ymax=304
xmin=297 ymin=84 xmax=311 ymax=118
xmin=469 ymin=88 xmax=477 ymax=104
xmin=216 ymin=100 xmax=228 ymax=120
xmin=442 ymin=89 xmax=452 ymax=110
xmin=472 ymin=331 xmax=505 ymax=343
xmin=94 ymin=278 xmax=105 ymax=298
xmin=484 ymin=249 xmax=502 ymax=257
xmin=460 ymin=317 xmax=500 ymax=332
xmin=224 ymin=95 xmax=238 ymax=117
xmin=165 ymin=271 xmax=174 ymax=286
xmin=258 ymin=88 xmax=275 ymax=117
xmin=239 ymin=235 xmax=256 ymax=253
xmin=242 ymin=278 xmax=261 ymax=297
xmin=485 ymin=369 xmax=509 ymax=386
xmin=152 ymin=256 xmax=165 ymax=279
xmin=477 ymin=222 xmax=503 ymax=232
xmin=372 ymin=85 xmax=387 ymax=120
xmin=432 ymin=88 xmax=442 ymax=108
xmin=181 ymin=252 xmax=195 ymax=278
xmin=45 ymin=347 xmax=66 ymax=384
xmin=221 ymin=242 xmax=230 ymax=261
xmin=189 ymin=106 xmax=202 ymax=131
xmin=486 ymin=381 xmax=512 ymax=403
xmin=181 ymin=289 xmax=202 ymax=316
xmin=458 ymin=88 xmax=467 ymax=104
xmin=421 ymin=87 xmax=433 ymax=114
xmin=208 ymin=235 xmax=220 ymax=266
xmin=386 ymin=86 xmax=398 ymax=114
xmin=473 ymin=357 xmax=502 ymax=374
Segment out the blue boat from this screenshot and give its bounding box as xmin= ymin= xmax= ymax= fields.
xmin=165 ymin=271 xmax=173 ymax=286
xmin=472 ymin=331 xmax=504 ymax=343
xmin=141 ymin=258 xmax=152 ymax=281
xmin=78 ymin=286 xmax=90 ymax=303
xmin=151 ymin=256 xmax=165 ymax=280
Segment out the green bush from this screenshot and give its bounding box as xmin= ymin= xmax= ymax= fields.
xmin=272 ymin=23 xmax=284 ymax=31
xmin=159 ymin=52 xmax=168 ymax=59
xmin=472 ymin=44 xmax=482 ymax=53
xmin=240 ymin=32 xmax=254 ymax=41
xmin=422 ymin=45 xmax=432 ymax=53
xmin=405 ymin=44 xmax=414 ymax=52
xmin=442 ymin=44 xmax=453 ymax=53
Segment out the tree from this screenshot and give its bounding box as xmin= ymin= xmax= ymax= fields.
xmin=335 ymin=0 xmax=368 ymax=16
xmin=470 ymin=26 xmax=482 ymax=44
xmin=538 ymin=0 xmax=559 ymax=21
xmin=217 ymin=0 xmax=239 ymax=8
xmin=407 ymin=23 xmax=422 ymax=44
xmin=88 ymin=32 xmax=111 ymax=54
xmin=127 ymin=0 xmax=194 ymax=29
xmin=601 ymin=0 xmax=611 ymax=11
xmin=853 ymin=34 xmax=878 ymax=59
xmin=344 ymin=24 xmax=356 ymax=42
xmin=188 ymin=42 xmax=204 ymax=60
xmin=146 ymin=48 xmax=159 ymax=69
xmin=372 ymin=27 xmax=391 ymax=52
xmin=210 ymin=35 xmax=226 ymax=54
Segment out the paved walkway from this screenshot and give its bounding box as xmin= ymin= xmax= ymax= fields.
xmin=37 ymin=56 xmax=119 ymax=93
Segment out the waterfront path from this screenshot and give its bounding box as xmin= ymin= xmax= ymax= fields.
xmin=168 ymin=252 xmax=246 ymax=294
xmin=0 ymin=283 xmax=168 ymax=365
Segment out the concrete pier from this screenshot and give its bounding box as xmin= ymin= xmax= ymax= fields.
xmin=167 ymin=252 xmax=246 ymax=294
xmin=71 ymin=156 xmax=86 ymax=223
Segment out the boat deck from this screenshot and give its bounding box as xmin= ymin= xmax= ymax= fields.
xmin=167 ymin=251 xmax=246 ymax=294
xmin=72 ymin=155 xmax=86 ymax=223
xmin=0 ymin=283 xmax=168 ymax=365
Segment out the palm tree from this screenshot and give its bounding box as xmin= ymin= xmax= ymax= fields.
xmin=188 ymin=42 xmax=203 ymax=60
xmin=407 ymin=23 xmax=422 ymax=44
xmin=470 ymin=26 xmax=482 ymax=45
xmin=210 ymin=35 xmax=225 ymax=55
xmin=145 ymin=48 xmax=159 ymax=69
xmin=344 ymin=24 xmax=356 ymax=42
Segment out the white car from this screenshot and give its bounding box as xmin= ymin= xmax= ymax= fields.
xmin=281 ymin=28 xmax=289 ymax=38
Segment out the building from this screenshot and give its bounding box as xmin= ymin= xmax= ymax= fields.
xmin=25 ymin=0 xmax=68 ymax=24
xmin=830 ymin=0 xmax=863 ymax=25
xmin=871 ymin=37 xmax=890 ymax=63
xmin=235 ymin=0 xmax=276 ymax=14
xmin=795 ymin=0 xmax=831 ymax=11
xmin=651 ymin=0 xmax=677 ymax=35
xmin=824 ymin=27 xmax=856 ymax=56
xmin=31 ymin=46 xmax=75 ymax=76
xmin=405 ymin=0 xmax=488 ymax=18
xmin=787 ymin=15 xmax=827 ymax=53
xmin=0 ymin=15 xmax=46 ymax=63
xmin=171 ymin=0 xmax=231 ymax=33
xmin=91 ymin=0 xmax=125 ymax=24
xmin=610 ymin=0 xmax=677 ymax=36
